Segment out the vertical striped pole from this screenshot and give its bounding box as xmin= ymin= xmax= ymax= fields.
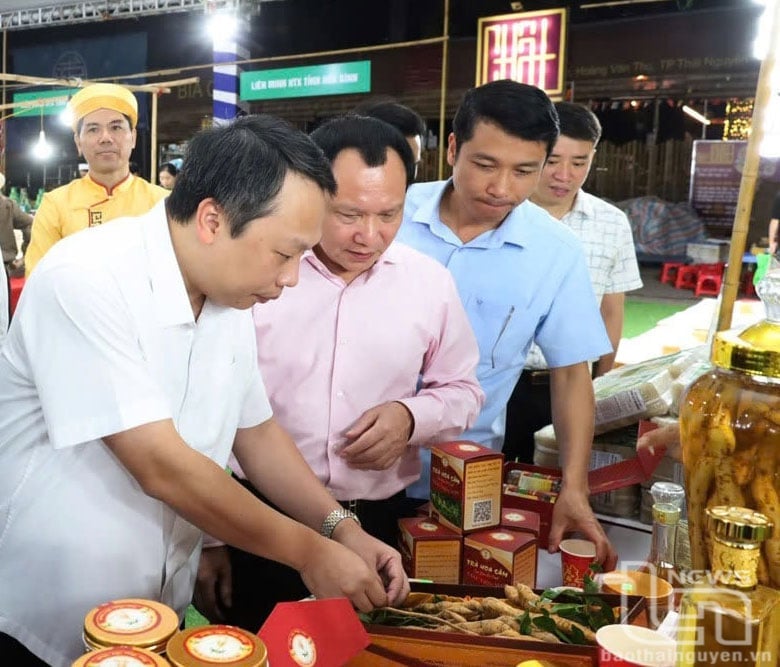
xmin=212 ymin=10 xmax=248 ymax=126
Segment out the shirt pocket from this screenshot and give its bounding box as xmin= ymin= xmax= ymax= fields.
xmin=465 ymin=296 xmax=523 ymax=370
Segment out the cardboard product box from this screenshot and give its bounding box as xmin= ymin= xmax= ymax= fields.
xmin=532 ymin=426 xmax=641 ymax=519
xmin=502 ymin=462 xmax=559 ymax=549
xmin=346 ymin=582 xmax=647 ymax=667
xmin=397 ymin=517 xmax=461 ymax=584
xmin=430 ymin=441 xmax=503 ymax=534
xmin=500 ymin=507 xmax=540 ymax=538
xmin=462 ymin=529 xmax=537 ymax=588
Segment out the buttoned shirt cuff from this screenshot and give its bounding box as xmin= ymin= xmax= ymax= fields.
xmin=396 ymin=398 xmax=438 ymax=446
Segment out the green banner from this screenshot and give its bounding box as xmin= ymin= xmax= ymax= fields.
xmin=241 ymin=61 xmax=371 ymax=101
xmin=13 ymin=88 xmax=80 ymax=117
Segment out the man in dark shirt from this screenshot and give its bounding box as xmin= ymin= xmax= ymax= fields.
xmin=0 ymin=173 xmax=32 ymax=277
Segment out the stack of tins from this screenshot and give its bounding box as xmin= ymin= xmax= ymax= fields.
xmin=82 ymin=598 xmax=179 ymax=655
xmin=166 ymin=625 xmax=267 ymax=667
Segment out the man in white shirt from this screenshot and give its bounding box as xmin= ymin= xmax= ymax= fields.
xmin=504 ymin=101 xmax=642 ymax=463
xmin=0 ymin=115 xmax=408 ymax=667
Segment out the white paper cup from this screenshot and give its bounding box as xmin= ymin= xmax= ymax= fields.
xmin=596 ymin=625 xmax=676 ymax=667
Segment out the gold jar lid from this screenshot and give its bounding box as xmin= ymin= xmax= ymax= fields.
xmin=706 ymin=506 xmax=774 ymax=544
xmin=711 ymin=320 xmax=780 ymax=378
xmin=166 ymin=625 xmax=267 ymax=667
xmin=83 ymin=598 xmax=180 ymax=649
xmin=71 ymin=645 xmax=170 ymax=666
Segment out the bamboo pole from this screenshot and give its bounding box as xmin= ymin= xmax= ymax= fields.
xmin=151 ymin=91 xmax=158 ymax=185
xmin=2 ymin=30 xmax=6 ymax=176
xmin=437 ymin=0 xmax=450 ymax=180
xmin=717 ymin=0 xmax=780 ymax=332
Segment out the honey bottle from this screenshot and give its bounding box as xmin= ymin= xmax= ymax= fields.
xmin=676 ymin=506 xmax=780 ymax=667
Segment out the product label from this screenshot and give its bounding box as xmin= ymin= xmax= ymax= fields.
xmin=288 ymin=629 xmax=317 ymax=666
xmin=414 ymin=540 xmax=461 ymax=583
xmin=431 ymin=453 xmax=465 ymax=529
xmin=462 ymin=543 xmax=511 ymax=586
xmin=463 ymin=458 xmax=502 ymax=530
xmin=86 ymin=647 xmax=159 ymax=666
xmin=185 ymin=627 xmax=255 ymax=662
xmin=94 ymin=603 xmax=160 ymax=635
xmin=595 ymin=389 xmax=647 ymax=425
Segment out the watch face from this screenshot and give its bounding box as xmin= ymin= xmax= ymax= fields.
xmin=288 ymin=630 xmax=317 ymax=666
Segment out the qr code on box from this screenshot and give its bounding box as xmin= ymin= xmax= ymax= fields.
xmin=472 ymin=499 xmax=493 ymax=526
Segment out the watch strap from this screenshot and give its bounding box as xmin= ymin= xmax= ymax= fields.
xmin=320 ymin=508 xmax=361 ymax=539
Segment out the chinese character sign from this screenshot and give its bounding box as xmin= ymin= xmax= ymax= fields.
xmin=476 ymin=9 xmax=567 ymax=97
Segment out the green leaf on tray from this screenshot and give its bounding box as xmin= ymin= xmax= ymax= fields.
xmin=519 ymin=610 xmax=532 ymax=635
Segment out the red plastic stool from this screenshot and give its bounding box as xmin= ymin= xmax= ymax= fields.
xmin=675 ymin=265 xmax=700 ymax=290
xmin=660 ymin=262 xmax=684 ymax=285
xmin=695 ymin=265 xmax=724 ymax=297
xmin=741 ymin=269 xmax=757 ymax=298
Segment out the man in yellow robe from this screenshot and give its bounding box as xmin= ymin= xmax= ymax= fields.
xmin=25 ymin=83 xmax=167 ymax=275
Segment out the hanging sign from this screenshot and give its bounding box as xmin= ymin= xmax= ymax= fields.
xmin=240 ymin=61 xmax=371 ymax=101
xmin=476 ymin=9 xmax=567 ymax=98
xmin=13 ymin=88 xmax=80 ymax=117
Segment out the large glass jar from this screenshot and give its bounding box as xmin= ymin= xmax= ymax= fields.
xmin=679 ymin=271 xmax=780 ymax=589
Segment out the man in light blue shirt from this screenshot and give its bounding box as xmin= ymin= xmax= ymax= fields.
xmin=398 ymin=80 xmax=617 ymax=568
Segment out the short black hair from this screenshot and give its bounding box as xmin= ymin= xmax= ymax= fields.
xmin=166 ymin=114 xmax=336 ymax=237
xmin=310 ymin=115 xmax=416 ymax=188
xmin=159 ymin=162 xmax=179 ymax=177
xmin=352 ymin=99 xmax=426 ymax=140
xmin=554 ymin=102 xmax=602 ymax=145
xmin=453 ymin=80 xmax=559 ymax=156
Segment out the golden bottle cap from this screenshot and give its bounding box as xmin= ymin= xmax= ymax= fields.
xmin=706 ymin=506 xmax=774 ymax=544
xmin=71 ymin=645 xmax=170 ymax=666
xmin=166 ymin=625 xmax=267 ymax=667
xmin=711 ymin=266 xmax=780 ymax=378
xmin=83 ymin=598 xmax=180 ymax=649
xmin=711 ymin=321 xmax=780 ymax=378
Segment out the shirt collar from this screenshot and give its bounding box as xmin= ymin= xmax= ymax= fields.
xmin=564 ymin=189 xmax=592 ymax=220
xmin=142 ymin=199 xmax=195 ymax=327
xmin=410 ymin=179 xmax=542 ymax=249
xmin=302 ymin=243 xmax=404 ymax=283
xmin=85 ymin=172 xmax=135 ymax=197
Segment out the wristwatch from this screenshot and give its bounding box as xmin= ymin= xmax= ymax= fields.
xmin=320 ymin=508 xmax=361 ymax=539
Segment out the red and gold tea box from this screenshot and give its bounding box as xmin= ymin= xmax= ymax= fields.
xmin=398 ymin=517 xmax=462 ymax=584
xmin=166 ymin=625 xmax=268 ymax=667
xmin=461 ymin=529 xmax=537 ymax=588
xmin=503 ymin=462 xmax=559 ymax=549
xmin=430 ymin=441 xmax=503 ymax=534
xmin=500 ymin=507 xmax=541 ymax=539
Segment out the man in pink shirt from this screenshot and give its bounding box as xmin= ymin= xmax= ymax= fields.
xmin=194 ymin=115 xmax=483 ymax=630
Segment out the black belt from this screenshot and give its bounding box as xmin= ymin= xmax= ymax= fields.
xmin=520 ymin=368 xmax=551 ymax=385
xmin=340 ymin=489 xmax=406 ymax=513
